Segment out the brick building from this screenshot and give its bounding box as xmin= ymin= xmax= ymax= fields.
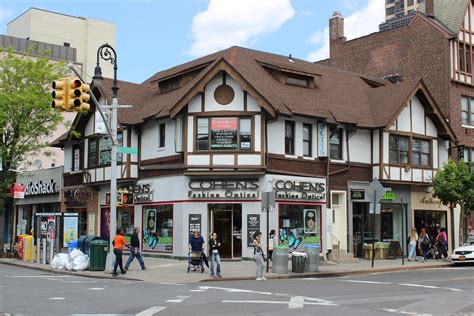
xmin=321 ymin=0 xmax=474 ymax=243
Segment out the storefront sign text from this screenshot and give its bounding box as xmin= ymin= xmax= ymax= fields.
xmin=274 ymin=180 xmax=326 ymax=201
xmin=188 ymin=179 xmax=259 ymax=199
xmin=418 ymin=196 xmax=443 ymax=208
xmin=24 ymin=179 xmax=57 ymax=196
xmin=119 ymin=184 xmax=153 ymax=203
xmin=350 ymin=190 xmax=365 ymax=200
xmin=64 ymin=188 xmax=92 ymax=206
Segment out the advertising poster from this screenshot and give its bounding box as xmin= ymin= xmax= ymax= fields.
xmin=304 ymin=209 xmax=318 ymax=234
xmin=63 ymin=216 xmax=78 ymax=247
xmin=210 ymin=117 xmax=238 ymax=150
xmin=47 ymin=216 xmax=56 ymax=242
xmin=189 ymin=214 xmax=201 ymax=235
xmin=247 ymin=214 xmax=260 ymax=247
xmin=100 ymin=208 xmax=110 ymax=241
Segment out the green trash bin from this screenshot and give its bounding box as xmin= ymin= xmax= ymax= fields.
xmin=89 ymin=240 xmax=108 ymax=271
xmin=291 ymin=254 xmax=306 ymax=273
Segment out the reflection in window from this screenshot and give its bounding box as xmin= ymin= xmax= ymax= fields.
xmin=412 ymin=138 xmax=431 ymax=167
xmin=303 ymin=123 xmax=312 ymax=157
xmin=389 ymin=135 xmax=409 ymax=164
xmin=285 ymin=121 xmax=295 ymax=155
xmin=330 ymin=128 xmax=342 ymax=160
xmin=240 ymin=118 xmax=251 ymax=149
xmin=197 ymin=118 xmax=209 ymax=150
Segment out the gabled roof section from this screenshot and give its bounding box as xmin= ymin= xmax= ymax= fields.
xmin=367 ymin=79 xmax=456 ymax=141
xmin=419 ymin=0 xmax=468 ymax=34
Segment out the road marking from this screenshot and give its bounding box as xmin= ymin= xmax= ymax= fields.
xmin=288 ymin=296 xmax=304 ymax=309
xmin=302 ymin=278 xmax=319 ymax=280
xmin=88 ymin=287 xmax=104 ymax=291
xmin=166 ymin=295 xmax=190 ymax=303
xmin=149 ymin=263 xmax=182 ymax=268
xmin=49 ymin=297 xmax=66 ymax=300
xmin=159 ymin=282 xmax=185 ymax=286
xmin=5 ymin=275 xmax=71 ymax=278
xmin=69 ymin=280 xmax=97 ymax=283
xmin=136 ymin=306 xmax=167 ymax=316
xmin=222 ymin=300 xmax=336 ymax=308
xmin=381 ymin=308 xmax=433 ymax=315
xmin=199 ymin=286 xmax=272 ymax=296
xmin=342 ymin=280 xmax=393 ymax=285
xmin=189 ymin=289 xmax=205 ymax=292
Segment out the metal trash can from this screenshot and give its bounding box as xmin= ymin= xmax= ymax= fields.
xmin=68 ymin=240 xmax=78 ymax=254
xmin=89 ymin=240 xmax=108 ymax=271
xmin=304 ymin=244 xmax=320 ymax=272
xmin=291 ymin=254 xmax=306 ymax=273
xmin=271 ymin=246 xmax=289 ymax=274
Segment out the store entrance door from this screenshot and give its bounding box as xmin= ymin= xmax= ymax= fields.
xmin=353 ymin=202 xmax=370 ymax=258
xmin=209 ymin=204 xmax=242 ymax=259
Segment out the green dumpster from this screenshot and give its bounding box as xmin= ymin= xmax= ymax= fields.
xmin=89 ymin=240 xmax=108 ymax=271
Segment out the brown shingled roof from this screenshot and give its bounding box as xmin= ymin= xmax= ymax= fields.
xmin=94 ymin=46 xmax=452 ymax=136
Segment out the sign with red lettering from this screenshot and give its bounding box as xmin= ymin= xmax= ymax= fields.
xmin=11 ymin=183 xmax=25 ymax=199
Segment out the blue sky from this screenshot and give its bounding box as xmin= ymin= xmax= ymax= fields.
xmin=0 ymin=0 xmax=384 ymax=83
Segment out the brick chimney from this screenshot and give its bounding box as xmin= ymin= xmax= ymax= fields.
xmin=329 ymin=11 xmax=346 ymax=58
xmin=425 ymin=0 xmax=434 ymax=17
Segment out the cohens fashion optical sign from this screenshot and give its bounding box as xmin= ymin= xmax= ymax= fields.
xmin=274 ymin=180 xmax=326 ymax=202
xmin=188 ymin=179 xmax=259 ymax=199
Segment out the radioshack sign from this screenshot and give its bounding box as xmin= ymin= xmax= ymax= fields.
xmin=22 ymin=179 xmax=58 ymax=196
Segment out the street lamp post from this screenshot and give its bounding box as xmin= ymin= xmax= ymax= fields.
xmin=92 ymin=44 xmax=119 ymax=259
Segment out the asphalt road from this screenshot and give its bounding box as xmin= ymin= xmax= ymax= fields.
xmin=0 ymin=263 xmax=473 ymax=315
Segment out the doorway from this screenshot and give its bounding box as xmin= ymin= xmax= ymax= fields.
xmin=209 ymin=204 xmax=242 ymax=259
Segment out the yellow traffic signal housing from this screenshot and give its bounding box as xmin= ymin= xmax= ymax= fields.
xmin=52 ymin=78 xmax=75 ymax=111
xmin=71 ymin=79 xmax=91 ymax=112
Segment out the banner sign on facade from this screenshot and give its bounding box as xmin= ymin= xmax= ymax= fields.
xmin=318 ymin=122 xmax=328 ymax=157
xmin=11 ymin=183 xmax=25 ymax=199
xmin=188 ymin=179 xmax=259 ymax=199
xmin=273 ymin=179 xmax=326 ymax=202
xmin=247 ymin=214 xmax=260 ymax=247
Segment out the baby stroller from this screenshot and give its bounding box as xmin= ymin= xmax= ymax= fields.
xmin=426 ymin=240 xmax=440 ymax=259
xmin=187 ymin=251 xmax=205 ymax=273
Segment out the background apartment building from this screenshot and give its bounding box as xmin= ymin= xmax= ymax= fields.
xmin=6 ymin=7 xmax=115 ymax=79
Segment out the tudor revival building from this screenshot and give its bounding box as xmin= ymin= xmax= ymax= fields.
xmin=54 ymin=46 xmax=456 ymax=259
xmin=322 ymin=0 xmax=474 ymax=247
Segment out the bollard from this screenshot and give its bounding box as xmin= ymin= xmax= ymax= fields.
xmin=36 ymin=238 xmax=40 ymax=264
xmin=23 ymin=239 xmax=28 ymax=262
xmin=42 ymin=239 xmax=47 ymax=265
xmin=49 ymin=240 xmax=54 ymax=264
xmin=30 ymin=238 xmax=34 ymax=264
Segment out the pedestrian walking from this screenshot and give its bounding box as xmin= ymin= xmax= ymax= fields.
xmin=436 ymin=227 xmax=448 ymax=260
xmin=124 ymin=227 xmax=146 ymax=271
xmin=112 ymin=228 xmax=130 ymax=276
xmin=189 ymin=231 xmax=208 ymax=269
xmin=407 ymin=227 xmax=418 ymax=261
xmin=253 ymin=231 xmax=266 ymax=281
xmin=268 ymin=229 xmax=276 ymax=268
xmin=418 ymin=228 xmax=430 ymax=262
xmin=209 ymin=232 xmax=222 ymax=279
xmin=467 ymin=226 xmax=474 ymax=240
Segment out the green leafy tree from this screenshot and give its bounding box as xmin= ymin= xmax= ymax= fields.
xmin=432 ymin=157 xmax=474 ymax=244
xmin=0 ymin=49 xmax=67 ymax=251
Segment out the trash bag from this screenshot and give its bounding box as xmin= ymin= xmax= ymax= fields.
xmin=291 ymin=251 xmax=308 ymax=258
xmin=72 ymin=254 xmax=89 ymax=271
xmin=51 ymin=253 xmax=69 ymax=269
xmin=65 ymin=258 xmax=74 ymax=270
xmin=69 ymin=249 xmax=83 ymax=259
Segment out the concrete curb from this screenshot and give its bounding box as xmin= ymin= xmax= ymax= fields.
xmin=0 ymin=260 xmax=142 ymax=282
xmin=1 ymin=259 xmax=452 ymax=283
xmin=199 ymin=262 xmax=454 ymax=282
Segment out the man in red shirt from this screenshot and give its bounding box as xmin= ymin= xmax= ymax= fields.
xmin=113 ymin=228 xmax=130 ymax=276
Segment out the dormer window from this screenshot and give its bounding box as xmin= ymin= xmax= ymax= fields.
xmin=286 ymin=75 xmax=309 ymax=87
xmin=159 ymin=76 xmax=181 ymax=93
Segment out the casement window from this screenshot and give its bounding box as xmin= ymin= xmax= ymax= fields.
xmin=303 ymin=123 xmax=312 ymax=157
xmin=412 ymin=138 xmax=431 ymax=167
xmin=196 ymin=117 xmax=252 ymax=151
xmin=329 ymin=127 xmax=343 ymax=160
xmin=464 ymin=147 xmax=474 ymax=163
xmin=389 ymin=135 xmax=409 ymax=164
xmin=285 ymin=121 xmax=295 ymax=155
xmin=461 ymin=96 xmax=474 ymax=126
xmin=286 ymin=76 xmax=309 ymax=87
xmin=87 ymin=133 xmax=123 ymax=167
xmin=159 ymin=123 xmax=166 ymax=148
xmin=73 ymin=145 xmax=81 ymax=172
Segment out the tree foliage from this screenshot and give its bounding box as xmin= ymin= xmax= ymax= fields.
xmin=0 ymin=49 xmax=67 ymax=189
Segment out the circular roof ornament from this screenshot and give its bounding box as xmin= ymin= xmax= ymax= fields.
xmin=214 ymin=84 xmax=235 ymax=105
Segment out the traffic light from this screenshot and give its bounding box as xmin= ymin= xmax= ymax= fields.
xmin=51 ymin=79 xmax=67 ymax=110
xmin=71 ymin=79 xmax=91 ymax=112
xmin=52 ymin=78 xmax=74 ymax=111
xmin=120 ymin=192 xmax=134 ymax=205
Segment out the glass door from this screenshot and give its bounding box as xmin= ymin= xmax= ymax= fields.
xmin=209 ymin=204 xmax=242 ymax=259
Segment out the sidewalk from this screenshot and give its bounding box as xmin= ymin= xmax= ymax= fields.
xmin=0 ymin=256 xmax=453 ymax=284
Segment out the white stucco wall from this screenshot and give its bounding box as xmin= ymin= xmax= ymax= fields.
xmin=349 ymin=129 xmax=371 ymax=163
xmin=141 ymin=118 xmax=177 ymax=160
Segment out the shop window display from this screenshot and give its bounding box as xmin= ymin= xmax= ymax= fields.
xmin=143 ymin=205 xmax=173 ymax=253
xmin=279 ymin=204 xmax=321 ymax=252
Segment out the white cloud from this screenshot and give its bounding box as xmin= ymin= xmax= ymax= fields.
xmin=307 ymin=0 xmax=384 ymax=62
xmin=187 ymin=0 xmax=295 ymax=56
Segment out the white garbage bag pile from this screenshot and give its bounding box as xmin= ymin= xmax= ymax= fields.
xmin=290 ymin=251 xmax=308 ymax=258
xmin=50 ymin=249 xmax=89 ymax=271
